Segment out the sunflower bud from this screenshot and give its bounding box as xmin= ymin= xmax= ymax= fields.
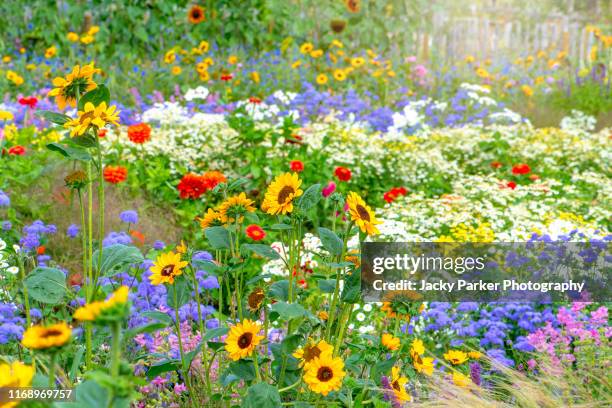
xmin=330 ymin=20 xmax=346 ymax=33
xmin=64 ymin=170 xmax=88 ymax=190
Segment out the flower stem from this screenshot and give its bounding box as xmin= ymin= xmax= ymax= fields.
xmin=48 ymin=352 xmax=57 ymax=387
xmin=110 ymin=321 xmax=121 ymax=377
xmin=17 ymin=256 xmax=31 ymax=327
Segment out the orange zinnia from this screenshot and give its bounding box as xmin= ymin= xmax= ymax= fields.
xmin=127 ymin=123 xmax=151 ymax=144
xmin=103 ymin=165 xmax=127 ymax=184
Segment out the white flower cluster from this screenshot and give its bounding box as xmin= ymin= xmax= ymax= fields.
xmin=559 ymin=110 xmax=597 ymax=136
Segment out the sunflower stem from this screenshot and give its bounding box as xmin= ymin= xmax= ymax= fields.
xmin=173 ymin=285 xmax=194 ymax=404
xmin=110 ymin=321 xmax=121 ymax=377
xmin=48 ymin=351 xmax=57 ymax=387
xmin=190 ymin=265 xmax=211 ymax=394
xmin=252 ymin=356 xmax=262 ymax=382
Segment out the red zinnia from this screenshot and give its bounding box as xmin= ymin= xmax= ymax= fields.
xmin=290 ymin=160 xmax=304 ymax=172
xmin=221 ymin=73 xmax=233 ymax=81
xmin=201 ymin=171 xmax=227 ymax=190
xmin=103 ymin=165 xmax=128 ymax=184
xmin=506 ymin=181 xmax=517 ymax=190
xmin=248 ymin=97 xmax=262 ymax=104
xmin=334 ymin=166 xmax=351 ymax=182
xmin=245 ymin=224 xmax=266 ymax=241
xmin=18 ymin=96 xmax=38 ymax=109
xmin=529 ymin=174 xmax=540 ymax=181
xmin=383 ymin=186 xmax=408 ymax=203
xmin=8 ymin=145 xmax=25 ymax=155
xmin=490 ymin=161 xmax=502 ymax=169
xmin=127 ymin=123 xmax=152 ymax=144
xmin=177 ymin=173 xmax=207 ymax=199
xmin=36 ymin=246 xmax=46 ymax=255
xmin=511 ymin=163 xmax=531 ymax=175
xmin=98 ymin=129 xmax=107 ymax=138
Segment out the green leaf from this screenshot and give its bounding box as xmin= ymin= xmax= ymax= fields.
xmin=229 ymin=359 xmax=255 ymax=381
xmin=71 ymin=134 xmax=97 ymax=147
xmin=270 ymin=223 xmax=292 ymax=230
xmin=36 ymin=110 xmax=70 ymax=125
xmin=318 ymin=227 xmax=343 ymax=256
xmin=242 ymin=383 xmax=282 ymax=408
xmin=269 ymin=280 xmax=290 ymax=301
xmin=125 ymin=322 xmax=167 ymax=338
xmin=192 ymin=259 xmax=219 ymax=274
xmin=280 ymin=334 xmax=302 ymax=355
xmin=92 ymin=244 xmax=144 ymax=277
xmin=341 ymin=271 xmax=361 ymax=304
xmin=24 ymin=267 xmax=67 ymax=304
xmin=270 ymin=301 xmax=307 ymax=320
xmin=297 ymin=184 xmax=321 ymax=211
xmin=78 ymin=84 xmax=111 ymax=110
xmin=166 ymin=275 xmax=191 ymax=309
xmin=205 ymin=226 xmax=231 ymax=249
xmin=317 ymin=279 xmax=336 ymax=293
xmin=241 ymin=244 xmax=280 ymax=259
xmin=55 ymin=380 xmax=110 ymax=408
xmin=146 ymin=359 xmax=181 ymax=378
xmin=141 ymin=311 xmax=173 ymax=325
xmin=46 ymin=143 xmax=92 ymax=161
xmin=203 ymin=327 xmax=229 ymax=341
xmin=372 ymin=357 xmax=397 ymax=379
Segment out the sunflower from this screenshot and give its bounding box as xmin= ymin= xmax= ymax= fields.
xmin=316 ymin=73 xmax=328 ymax=85
xmin=64 ymin=101 xmax=120 ymax=137
xmin=21 ymin=322 xmax=71 ymax=350
xmin=299 ymin=42 xmax=314 ymax=54
xmin=149 ymin=251 xmax=188 ymax=285
xmin=381 ymin=333 xmax=400 ymax=351
xmin=261 ymin=173 xmax=303 ymax=215
xmin=346 ymin=192 xmax=381 ymax=235
xmin=333 ymin=69 xmax=347 ymax=81
xmin=452 ymin=372 xmax=471 ymax=387
xmin=247 ymin=288 xmax=265 ymax=312
xmin=444 ymin=350 xmax=468 ymax=365
xmin=197 ymin=208 xmax=222 ymax=229
xmin=390 ymin=366 xmax=411 ymax=403
xmin=293 ymin=339 xmax=334 ymax=367
xmin=48 ymin=63 xmax=100 ymax=110
xmin=351 ymin=57 xmax=365 ymax=68
xmin=217 ymin=192 xmax=256 ymax=223
xmin=380 ymin=291 xmax=421 ymax=319
xmin=468 ymin=351 xmax=482 ymax=359
xmin=188 ymin=5 xmax=205 ymax=24
xmin=410 ymin=339 xmax=425 ymax=356
xmin=73 ymin=286 xmax=129 ymax=322
xmin=345 ymin=0 xmax=360 ymax=13
xmin=412 ymin=352 xmax=434 ymax=376
xmin=0 ymin=361 xmax=34 ymax=398
xmin=303 ymin=351 xmax=346 ymax=396
xmin=225 ymin=319 xmax=264 ymax=361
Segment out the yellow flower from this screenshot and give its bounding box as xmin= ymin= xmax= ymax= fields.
xmin=80 ymin=35 xmax=94 ymax=44
xmin=390 ymin=366 xmax=411 ymax=403
xmin=176 ymin=240 xmax=187 ymax=254
xmin=303 ymin=351 xmax=346 ymax=396
xmin=0 ymin=361 xmax=35 ymax=405
xmin=444 ymin=350 xmax=468 ymax=365
xmin=64 ymin=102 xmax=120 ymax=137
xmin=310 ymin=49 xmax=323 ymax=58
xmin=2 ymin=56 xmax=11 ymax=63
xmin=164 ymin=50 xmax=176 ymax=64
xmin=67 ymin=32 xmax=79 ymax=42
xmin=88 ymin=25 xmax=100 ymax=36
xmin=197 ymin=208 xmax=222 ymax=229
xmin=350 ymin=57 xmax=365 ymax=68
xmin=475 ymin=67 xmax=489 ymax=78
xmin=465 ymin=55 xmax=475 ymax=63
xmin=228 ymin=55 xmax=238 ymax=65
xmin=6 ymin=71 xmax=24 ymax=86
xmin=198 ymin=41 xmax=210 ymax=53
xmin=293 ymin=339 xmax=334 ymax=367
xmin=21 ymin=322 xmax=71 ymax=350
xmin=521 ymin=84 xmax=534 ymax=97
xmin=381 ymin=333 xmax=400 ymax=351
xmin=217 ymin=192 xmax=256 ymax=223
xmin=346 ymin=192 xmax=381 ymax=235
xmin=316 ymin=73 xmax=328 ymax=85
xmin=26 ymin=63 xmax=36 ymax=71
xmin=204 ymin=57 xmax=214 ymax=66
xmin=333 ymin=69 xmax=347 ymax=81
xmin=261 ymin=173 xmax=303 ymax=215
xmin=468 ymin=351 xmax=482 ymax=359
xmin=331 ymin=39 xmax=343 ymax=48
xmin=410 ymin=339 xmax=425 ymax=356
xmin=225 ymin=319 xmax=264 ymax=361
xmin=590 ymin=45 xmax=598 ymax=62
xmin=48 ymin=63 xmax=100 ymax=110
xmin=45 ymin=46 xmax=57 ymax=59
xmin=171 ymin=66 xmax=182 ymax=75
xmin=149 ymin=251 xmax=188 ymax=285
xmin=0 ymin=111 xmax=14 ymax=121
xmin=250 ymin=71 xmax=260 ymax=83
xmin=73 ymin=286 xmax=129 ymax=322
xmin=387 ymin=70 xmax=396 ymax=78
xmin=452 ymin=372 xmax=471 ymax=387
xmin=291 ymin=60 xmax=302 ymax=69
xmin=299 ymin=42 xmax=314 ymax=54
xmin=318 ymin=311 xmax=328 ymax=320
xmin=412 ymin=353 xmax=434 ymax=376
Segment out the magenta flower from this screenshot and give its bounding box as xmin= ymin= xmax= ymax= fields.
xmin=322 ymin=181 xmax=336 ymax=197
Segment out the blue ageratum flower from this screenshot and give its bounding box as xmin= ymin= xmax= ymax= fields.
xmin=0 ymin=191 xmax=11 ymax=207
xmin=67 ymin=224 xmax=79 ymax=238
xmin=119 ymin=210 xmax=138 ymax=224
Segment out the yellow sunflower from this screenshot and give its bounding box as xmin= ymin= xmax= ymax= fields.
xmin=381 ymin=333 xmax=400 ymax=351
xmin=333 ymin=69 xmax=347 ymax=81
xmin=303 ymin=351 xmax=346 ymax=396
xmin=390 ymin=366 xmax=411 ymax=403
xmin=412 ymin=352 xmax=434 ymax=376
xmin=149 ymin=251 xmax=188 ymax=286
xmin=21 ymin=322 xmax=71 ymax=350
xmin=350 ymin=57 xmax=365 ymax=68
xmin=197 ymin=208 xmax=222 ymax=229
xmin=217 ymin=192 xmax=256 ymax=223
xmin=410 ymin=339 xmax=425 ymax=356
xmin=64 ymin=101 xmax=120 ymax=137
xmin=346 ymin=192 xmax=381 ymax=235
xmin=224 ymin=319 xmax=264 ymax=361
xmin=293 ymin=339 xmax=334 ymax=367
xmin=188 ymin=5 xmax=205 ymax=24
xmin=261 ymin=173 xmax=303 ymax=215
xmin=48 ymin=63 xmax=100 ymax=110
xmin=468 ymin=351 xmax=482 ymax=359
xmin=444 ymin=350 xmax=468 ymax=365
xmin=316 ymin=73 xmax=328 ymax=85
xmin=73 ymin=286 xmax=129 ymax=322
xmin=0 ymin=361 xmax=34 ymax=402
xmin=452 ymin=372 xmax=471 ymax=387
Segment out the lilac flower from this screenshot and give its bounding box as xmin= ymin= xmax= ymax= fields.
xmin=119 ymin=210 xmax=138 ymax=224
xmin=201 ymin=276 xmax=219 ymax=290
xmin=0 ymin=191 xmax=10 ymax=207
xmin=469 ymin=362 xmax=482 ymax=386
xmin=153 ymin=240 xmax=165 ymax=250
xmin=1 ymin=221 xmax=11 ymax=231
xmin=103 ymin=231 xmax=133 ymax=247
xmin=67 ymin=224 xmax=79 ymax=238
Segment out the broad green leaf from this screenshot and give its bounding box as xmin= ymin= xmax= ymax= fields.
xmin=166 ymin=275 xmax=191 ymax=309
xmin=280 ymin=334 xmax=302 ymax=354
xmin=203 ymin=327 xmax=229 ymax=341
xmin=242 ymin=383 xmax=281 ymax=408
xmin=241 ymin=244 xmax=280 ymax=259
xmin=46 ymin=143 xmax=92 ymax=161
xmin=317 ymin=279 xmax=336 ymax=293
xmin=341 ymin=271 xmax=361 ymax=304
xmin=141 ymin=311 xmax=172 ymax=325
xmin=270 ymin=223 xmax=292 ymax=230
xmin=229 ymin=359 xmax=255 ymax=381
xmin=270 ymin=301 xmax=307 ymax=320
xmin=36 ymin=110 xmax=70 ymax=125
xmin=318 ymin=227 xmax=343 ymax=256
xmin=146 ymin=359 xmax=180 ymax=378
xmin=24 ymin=267 xmax=67 ymax=304
xmin=78 ymin=84 xmax=111 ymax=110
xmin=92 ymin=244 xmax=144 ymax=277
xmin=205 ymin=226 xmax=231 ymax=249
xmin=297 ymin=184 xmax=321 ymax=211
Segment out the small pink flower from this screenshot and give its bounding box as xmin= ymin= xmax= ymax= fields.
xmin=151 ymin=376 xmax=168 ymax=387
xmin=527 ymin=359 xmax=537 ymax=370
xmin=174 ymin=383 xmax=187 ymax=395
xmin=322 ymin=181 xmax=336 ymax=198
xmin=413 ymin=64 xmax=428 ymax=78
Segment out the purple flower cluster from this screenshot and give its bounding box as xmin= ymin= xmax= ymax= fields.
xmin=103 ymin=231 xmax=133 ymax=247
xmin=0 ymin=303 xmax=25 ymax=344
xmin=19 ymin=220 xmax=56 ymax=252
xmin=119 ymin=210 xmax=138 ymax=224
xmin=0 ymin=190 xmax=10 ymax=207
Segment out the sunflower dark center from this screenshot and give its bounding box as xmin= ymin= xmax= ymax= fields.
xmin=356 ymin=204 xmax=370 ymax=221
xmin=277 ymin=186 xmax=295 ymax=204
xmin=303 ymin=345 xmax=321 ymax=362
xmin=392 ymin=380 xmax=401 ymax=391
xmin=192 ymin=10 xmax=201 ymax=18
xmin=161 ymin=265 xmax=175 ymax=276
xmin=317 ymin=366 xmax=334 ymax=382
xmin=41 ymin=329 xmax=63 ymax=338
xmin=237 ymin=333 xmax=253 ymax=349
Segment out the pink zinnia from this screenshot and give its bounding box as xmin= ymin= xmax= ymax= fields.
xmin=322 ymin=181 xmax=336 ymax=197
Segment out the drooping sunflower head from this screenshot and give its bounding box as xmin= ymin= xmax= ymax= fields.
xmin=74 ymin=285 xmax=130 ymax=323
xmin=48 ymin=63 xmax=100 ymax=110
xmin=217 ymin=192 xmax=256 ymax=223
xmin=21 ymin=322 xmax=72 ymax=350
xmin=381 ymin=333 xmax=400 ymax=351
xmin=224 ymin=319 xmax=264 ymax=361
xmin=188 ymin=5 xmax=205 ymax=24
xmin=197 ymin=208 xmax=223 ymax=229
xmin=149 ymin=251 xmax=188 ymax=286
xmin=390 ymin=366 xmax=411 ymax=403
xmin=346 ymin=192 xmax=381 ymax=235
xmin=380 ymin=290 xmax=421 ymax=319
xmin=0 ymin=361 xmax=34 ymax=389
xmin=303 ymin=351 xmax=346 ymax=396
xmin=247 ymin=287 xmax=265 ymax=312
xmin=261 ymin=173 xmax=303 ymax=215
xmin=444 ymin=349 xmax=469 ymax=365
xmin=64 ymin=101 xmax=120 ymax=137
xmin=293 ymin=339 xmax=334 ymax=367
